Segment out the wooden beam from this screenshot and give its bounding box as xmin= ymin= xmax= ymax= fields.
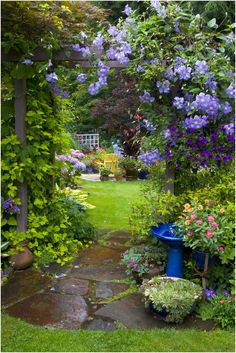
xmin=14 ymin=79 xmax=27 ymax=232
xmin=2 ymin=47 xmax=126 ymax=68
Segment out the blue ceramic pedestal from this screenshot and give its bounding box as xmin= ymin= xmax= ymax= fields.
xmin=151 ymin=223 xmax=184 ymax=278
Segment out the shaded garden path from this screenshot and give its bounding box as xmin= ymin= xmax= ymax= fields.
xmin=2 ymin=180 xmax=214 ymax=331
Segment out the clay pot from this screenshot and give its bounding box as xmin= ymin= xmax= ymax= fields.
xmin=115 ymin=175 xmax=123 ymax=181
xmin=10 ymin=241 xmax=33 ymax=270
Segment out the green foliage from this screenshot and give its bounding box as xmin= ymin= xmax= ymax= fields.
xmin=120 ymin=239 xmax=167 ymax=279
xmin=141 ymin=277 xmax=202 ymax=324
xmin=197 ymin=293 xmax=235 ymax=329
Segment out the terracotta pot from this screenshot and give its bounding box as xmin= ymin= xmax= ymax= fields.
xmin=10 ymin=242 xmax=33 ymax=270
xmin=115 ymin=175 xmax=123 ymax=181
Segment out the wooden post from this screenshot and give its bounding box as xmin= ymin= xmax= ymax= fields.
xmin=14 ymin=79 xmax=27 ymax=232
xmin=165 ymin=161 xmax=175 ymax=194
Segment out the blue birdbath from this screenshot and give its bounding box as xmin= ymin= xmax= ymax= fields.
xmin=150 ymin=223 xmax=184 ymax=278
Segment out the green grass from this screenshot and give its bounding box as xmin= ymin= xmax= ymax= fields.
xmin=79 ymin=178 xmax=144 ymax=230
xmin=1 ymin=314 xmax=235 ymax=352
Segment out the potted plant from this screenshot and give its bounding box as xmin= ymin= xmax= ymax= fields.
xmin=141 ymin=276 xmax=202 ymax=323
xmin=114 ymin=168 xmax=124 ymax=181
xmin=99 ymin=167 xmax=110 ymax=181
xmin=119 ymin=157 xmax=138 ymax=180
xmin=175 ymin=198 xmax=233 ymax=269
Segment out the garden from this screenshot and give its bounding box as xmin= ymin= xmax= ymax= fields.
xmin=1 ymin=1 xmax=235 ymax=352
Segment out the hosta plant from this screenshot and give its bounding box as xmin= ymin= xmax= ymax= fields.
xmin=141 ymin=276 xmax=202 ymax=323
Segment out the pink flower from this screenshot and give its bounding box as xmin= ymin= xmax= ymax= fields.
xmin=219 ymin=300 xmax=224 ymax=304
xmin=205 ymin=230 xmax=214 ymax=238
xmin=190 ymin=214 xmax=197 ymax=220
xmin=133 ymin=264 xmax=139 ymax=271
xmin=217 ymin=246 xmax=225 ymax=252
xmin=207 ymin=216 xmax=215 ymax=222
xmin=188 ymin=231 xmax=193 ymax=236
xmin=128 ymin=259 xmax=135 ymax=265
xmin=211 ymin=222 xmax=218 ymax=229
xmin=196 ymin=220 xmax=203 ymax=225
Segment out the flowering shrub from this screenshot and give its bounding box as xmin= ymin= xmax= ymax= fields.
xmin=176 ymin=198 xmax=234 ymax=254
xmin=197 ymin=289 xmax=235 ymax=328
xmin=55 ymin=149 xmax=86 ymax=187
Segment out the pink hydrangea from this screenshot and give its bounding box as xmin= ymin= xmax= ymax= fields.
xmin=206 ymin=230 xmax=214 ymax=238
xmin=196 ymin=220 xmax=203 ymax=225
xmin=207 ymin=216 xmax=215 ymax=222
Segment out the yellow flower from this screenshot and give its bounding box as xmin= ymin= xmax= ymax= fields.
xmin=193 ymin=197 xmax=199 ymax=201
xmin=185 ymin=220 xmax=191 ymax=225
xmin=198 ymin=205 xmax=203 ymax=210
xmin=178 ymin=216 xmax=183 ymax=219
xmin=186 ymin=216 xmax=190 ymax=220
xmin=204 ymin=199 xmax=210 ymax=204
xmin=219 ymin=208 xmax=225 ymax=213
xmin=188 ymin=208 xmax=194 ymax=212
xmin=184 ymin=203 xmax=191 ymax=209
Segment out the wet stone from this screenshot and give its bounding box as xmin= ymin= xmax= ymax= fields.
xmin=94 ymin=293 xmax=215 ymax=331
xmin=6 ymin=292 xmax=88 ymax=329
xmin=96 ymin=282 xmax=113 ymax=299
xmin=53 ymin=278 xmax=89 ymax=296
xmin=76 ymin=245 xmax=123 ymax=266
xmin=70 ymin=265 xmax=127 ymax=282
xmin=41 ymin=263 xmax=70 ymax=276
xmin=86 ymin=318 xmax=116 ymax=331
xmin=1 ymin=268 xmax=52 ymax=307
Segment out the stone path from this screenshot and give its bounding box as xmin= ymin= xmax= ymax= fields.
xmin=1 ymin=230 xmax=214 ymax=331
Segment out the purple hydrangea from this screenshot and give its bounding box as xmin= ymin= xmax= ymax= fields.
xmin=120 ymin=42 xmax=132 ymax=55
xmin=97 ymin=77 xmax=108 ymax=87
xmin=137 ymin=65 xmax=145 ymax=73
xmin=194 ymin=92 xmax=220 ymax=116
xmin=164 ymin=68 xmax=175 ymax=81
xmin=173 ymin=20 xmax=180 ymax=33
xmin=72 ymin=44 xmax=81 ymax=52
xmin=115 ymin=51 xmax=129 ymax=64
xmin=46 ymin=72 xmax=58 ymax=84
xmin=194 ymin=60 xmax=208 ymax=75
xmin=107 ymin=47 xmax=117 ymax=60
xmin=22 ymin=59 xmax=33 ymax=65
xmin=108 ymin=26 xmax=119 ymax=36
xmin=98 ymin=65 xmax=110 ymax=79
xmin=221 ymin=101 xmax=232 ymax=114
xmin=223 ymin=123 xmax=234 ymax=135
xmin=175 ymin=65 xmax=192 ymax=80
xmin=205 ymin=73 xmax=217 ymax=92
xmin=88 ymin=83 xmax=100 ymax=95
xmin=151 ymin=1 xmax=167 ymax=19
xmin=3 ymin=198 xmax=20 ymax=214
xmin=139 ymin=91 xmax=155 ymax=103
xmin=156 ymin=80 xmax=170 ymax=93
xmin=93 ymin=34 xmax=104 ymax=50
xmin=183 ymin=115 xmax=209 ymax=130
xmin=225 ymin=84 xmax=235 ymax=99
xmin=80 ymin=47 xmax=91 ymax=58
xmin=174 ymin=56 xmax=187 ymax=70
xmin=138 ymin=148 xmax=162 ymax=166
xmin=123 ymin=4 xmax=132 ymax=16
xmin=225 ymin=31 xmax=234 ymax=45
xmin=77 ymin=73 xmax=87 ymax=83
xmin=173 ymin=97 xmax=185 ymax=109
xmin=70 ymin=149 xmax=84 ymax=159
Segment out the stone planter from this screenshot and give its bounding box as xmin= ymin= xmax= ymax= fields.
xmin=10 ymin=241 xmax=33 ymax=270
xmin=100 ymin=176 xmax=109 ymax=181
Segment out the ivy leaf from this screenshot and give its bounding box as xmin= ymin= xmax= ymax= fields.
xmin=8 ymin=217 xmax=17 ymax=226
xmin=207 ymin=18 xmax=216 ymax=28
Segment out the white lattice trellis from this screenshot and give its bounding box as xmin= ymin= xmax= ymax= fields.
xmin=77 ymin=133 xmax=99 ymax=148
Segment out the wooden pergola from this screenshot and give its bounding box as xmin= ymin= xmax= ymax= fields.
xmin=2 ymin=47 xmax=175 ymax=234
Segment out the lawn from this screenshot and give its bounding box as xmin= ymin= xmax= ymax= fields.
xmin=78 ymin=178 xmax=144 ymax=230
xmin=1 ymin=314 xmax=235 ymax=352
